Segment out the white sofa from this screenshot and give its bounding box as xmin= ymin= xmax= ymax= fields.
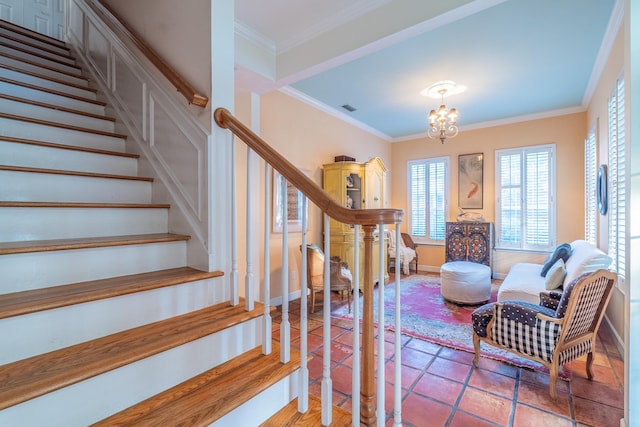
xmin=497 ymin=240 xmax=612 ymax=304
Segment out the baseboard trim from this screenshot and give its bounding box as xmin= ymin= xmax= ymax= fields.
xmin=603 ymin=313 xmax=625 ymax=357
xmin=417 ymin=265 xmax=440 ymax=274
xmin=270 ymin=289 xmax=302 ymax=307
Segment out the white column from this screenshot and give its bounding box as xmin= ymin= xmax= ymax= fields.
xmin=298 ymin=196 xmax=309 ymax=413
xmin=321 ymin=214 xmax=332 ymax=425
xmin=262 ymin=163 xmax=272 ymax=355
xmin=376 ymin=224 xmax=385 ymax=426
xmin=351 ymin=225 xmax=361 ymax=426
xmin=280 ymin=176 xmax=290 ymax=363
xmin=393 ymin=224 xmax=403 ymax=426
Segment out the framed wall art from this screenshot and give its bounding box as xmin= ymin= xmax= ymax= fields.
xmin=458 ymin=153 xmax=483 ymax=209
xmin=273 ymin=170 xmax=308 ymax=233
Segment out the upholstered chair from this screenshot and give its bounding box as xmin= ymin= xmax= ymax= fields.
xmin=401 ymin=233 xmax=418 ymax=274
xmin=471 ymin=269 xmax=616 ymax=399
xmin=304 ymin=244 xmax=352 ymax=313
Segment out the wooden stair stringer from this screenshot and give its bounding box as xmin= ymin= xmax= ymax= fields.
xmin=0 ymin=300 xmax=263 ymax=410
xmin=93 ymin=344 xmax=301 ymax=427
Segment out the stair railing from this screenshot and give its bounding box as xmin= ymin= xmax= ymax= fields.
xmin=215 ymin=108 xmax=405 ymax=426
xmin=82 ymin=0 xmax=208 ymax=107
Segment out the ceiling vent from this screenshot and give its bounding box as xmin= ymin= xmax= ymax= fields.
xmin=341 ymin=104 xmax=357 ymax=112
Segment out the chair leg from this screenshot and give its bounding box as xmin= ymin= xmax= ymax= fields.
xmin=472 ymin=333 xmax=481 ymax=366
xmin=310 ymin=289 xmax=316 ymax=314
xmin=549 ymin=363 xmax=559 ymax=400
xmin=586 ymin=352 xmax=594 ymax=379
xmin=347 ymin=289 xmax=351 ymax=313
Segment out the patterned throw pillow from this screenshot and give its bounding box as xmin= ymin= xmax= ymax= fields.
xmin=555 ymin=272 xmax=591 ymax=318
xmin=540 ymin=243 xmax=572 ymax=277
xmin=545 ymin=259 xmax=567 ymax=290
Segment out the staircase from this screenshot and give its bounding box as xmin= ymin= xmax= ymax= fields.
xmin=0 ymin=20 xmax=306 ymax=426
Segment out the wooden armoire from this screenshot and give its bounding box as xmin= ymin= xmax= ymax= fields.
xmin=323 ymin=157 xmax=387 ymax=290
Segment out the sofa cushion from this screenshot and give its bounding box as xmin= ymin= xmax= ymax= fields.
xmin=540 ymin=243 xmax=572 ymax=277
xmin=497 ymin=263 xmax=545 ymax=304
xmin=545 ymin=259 xmax=566 ymax=290
xmin=564 ymin=240 xmax=612 ymax=285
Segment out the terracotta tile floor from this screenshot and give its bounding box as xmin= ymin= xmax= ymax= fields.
xmin=271 ymin=275 xmax=624 ymax=427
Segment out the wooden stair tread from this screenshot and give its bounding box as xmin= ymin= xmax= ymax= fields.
xmin=0 ymin=93 xmax=116 ymax=121
xmin=0 ymin=300 xmax=263 ymax=410
xmin=0 ymin=40 xmax=78 ymax=69
xmin=0 ymin=76 xmax=105 ymax=105
xmin=0 ymin=112 xmax=125 ymax=138
xmin=0 ymin=164 xmax=152 ymax=181
xmin=261 ymin=395 xmax=352 ymax=427
xmin=0 ymin=62 xmax=92 ymax=89
xmin=0 ymin=233 xmax=191 ymax=255
xmin=0 ymin=267 xmax=224 ymax=319
xmin=0 ymin=32 xmax=75 ymax=61
xmin=0 ymin=135 xmax=138 ymax=158
xmin=0 ymin=19 xmax=68 ymax=50
xmin=93 ymin=344 xmax=300 ymax=426
xmin=0 ymin=201 xmax=169 ymax=208
xmin=0 ymin=51 xmax=83 ymax=80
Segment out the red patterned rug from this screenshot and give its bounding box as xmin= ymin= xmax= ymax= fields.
xmin=331 ymin=274 xmax=569 ymax=379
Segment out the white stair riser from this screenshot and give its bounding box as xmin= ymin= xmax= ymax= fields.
xmin=0 ymin=28 xmax=70 ymax=56
xmin=0 ymin=318 xmax=264 ymax=427
xmin=0 ymin=241 xmax=188 ymax=293
xmin=0 ymin=55 xmax=87 ymax=86
xmin=0 ymin=207 xmax=168 ymax=241
xmin=0 ymin=39 xmax=76 ymax=66
xmin=213 ymin=372 xmax=299 ymax=427
xmin=0 ymin=80 xmax=100 ymax=110
xmin=0 ymin=276 xmax=228 ymax=364
xmin=0 ymin=171 xmax=150 ymax=203
xmin=0 ymin=97 xmax=114 ymax=132
xmin=0 ymin=117 xmax=124 ymax=151
xmin=0 ymin=67 xmax=91 ymax=95
xmin=0 ymin=45 xmax=81 ymax=75
xmin=0 ymin=141 xmax=138 ymax=175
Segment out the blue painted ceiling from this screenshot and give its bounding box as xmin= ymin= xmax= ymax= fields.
xmin=236 ymin=0 xmax=618 ymax=140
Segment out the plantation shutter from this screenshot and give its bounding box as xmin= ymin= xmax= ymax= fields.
xmin=409 ymin=162 xmax=427 ymax=237
xmin=584 ymin=129 xmax=597 ymax=245
xmin=408 ymin=157 xmax=448 ymax=242
xmin=608 ymin=76 xmax=625 ymax=284
xmin=496 ymin=145 xmax=555 ymax=250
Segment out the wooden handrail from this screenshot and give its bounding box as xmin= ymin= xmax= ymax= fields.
xmin=84 ymin=0 xmax=208 ymax=108
xmin=214 ymin=108 xmax=404 ymax=226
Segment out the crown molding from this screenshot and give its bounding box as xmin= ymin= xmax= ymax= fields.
xmin=582 ymin=0 xmax=624 ymax=107
xmin=235 ymin=20 xmax=276 ymax=55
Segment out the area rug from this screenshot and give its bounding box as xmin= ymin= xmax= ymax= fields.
xmin=331 ymin=274 xmax=569 ymax=379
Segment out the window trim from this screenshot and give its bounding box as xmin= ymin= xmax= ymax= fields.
xmin=407 ymin=156 xmax=449 ymax=244
xmin=494 ymin=144 xmax=556 ymax=252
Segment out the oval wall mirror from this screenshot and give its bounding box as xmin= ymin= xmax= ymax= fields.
xmin=597 ymin=164 xmax=608 ymax=215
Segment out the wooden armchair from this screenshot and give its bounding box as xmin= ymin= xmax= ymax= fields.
xmin=471 ymin=269 xmax=616 ymax=398
xmin=401 ymin=233 xmax=418 ymax=274
xmin=304 ymin=244 xmax=352 ymax=313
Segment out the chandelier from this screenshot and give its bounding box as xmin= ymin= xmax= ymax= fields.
xmin=421 ymin=81 xmax=466 ymax=143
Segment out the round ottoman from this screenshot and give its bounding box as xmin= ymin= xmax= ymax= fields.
xmin=440 ymin=261 xmax=491 ymax=304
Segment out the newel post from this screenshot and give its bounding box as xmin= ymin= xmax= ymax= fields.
xmin=361 ymin=224 xmax=376 ymax=426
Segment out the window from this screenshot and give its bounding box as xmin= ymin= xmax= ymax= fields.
xmin=495 ymin=145 xmax=556 ymax=251
xmin=608 ymin=75 xmax=625 ymax=285
xmin=408 ymin=157 xmax=449 ymax=242
xmin=584 ymin=128 xmax=597 ymax=245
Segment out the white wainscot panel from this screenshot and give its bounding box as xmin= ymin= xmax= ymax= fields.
xmin=149 ymin=95 xmax=202 ymax=220
xmin=87 ymin=20 xmax=109 ymax=85
xmin=113 ymin=50 xmax=145 ymax=139
xmin=68 ymin=1 xmax=83 ymax=43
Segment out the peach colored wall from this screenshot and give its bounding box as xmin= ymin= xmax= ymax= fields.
xmin=234 ymin=89 xmax=392 ymax=301
xmin=390 ymin=113 xmax=587 ymax=277
xmin=586 ymin=25 xmax=625 ymax=342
